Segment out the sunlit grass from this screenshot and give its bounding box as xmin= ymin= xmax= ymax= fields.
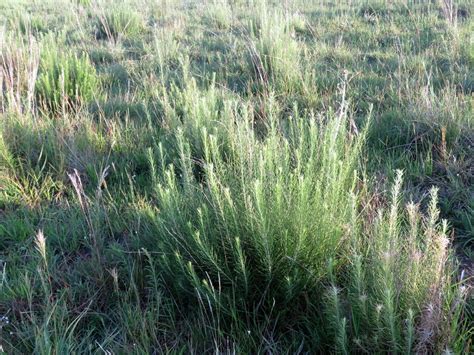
xmin=0 ymin=0 xmax=472 ymax=353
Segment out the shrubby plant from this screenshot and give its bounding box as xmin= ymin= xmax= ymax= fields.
xmin=249 ymin=9 xmax=301 ymax=90
xmin=35 ymin=46 xmax=98 ymax=114
xmin=95 ymin=5 xmax=144 ymax=42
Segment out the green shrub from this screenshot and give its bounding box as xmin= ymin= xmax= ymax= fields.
xmin=146 ymin=98 xmax=366 ymax=340
xmin=35 ymin=48 xmax=99 ymax=114
xmin=250 ymin=9 xmax=301 ymax=90
xmin=337 ymin=174 xmax=462 ymax=354
xmin=95 ymin=6 xmax=144 ymax=42
xmin=207 ymin=1 xmax=233 ymax=30
xmin=16 ymin=13 xmax=48 ymax=35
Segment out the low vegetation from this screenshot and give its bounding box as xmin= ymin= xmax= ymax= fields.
xmin=36 ymin=45 xmax=99 ymax=114
xmin=0 ymin=0 xmax=472 ymax=353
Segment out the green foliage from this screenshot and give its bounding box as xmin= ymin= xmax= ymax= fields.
xmin=35 ymin=47 xmax=99 ymax=114
xmin=250 ymin=9 xmax=301 ymax=91
xmin=95 ymin=6 xmax=144 ymax=42
xmin=149 ymin=99 xmax=365 ymax=315
xmin=0 ymin=0 xmax=472 ymax=353
xmin=0 ymin=35 xmax=40 ymax=115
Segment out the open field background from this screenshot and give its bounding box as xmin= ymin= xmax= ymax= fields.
xmin=0 ymin=0 xmax=473 ymax=353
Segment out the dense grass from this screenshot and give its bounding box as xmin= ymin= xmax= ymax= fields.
xmin=36 ymin=45 xmax=99 ymax=114
xmin=0 ymin=0 xmax=473 ymax=353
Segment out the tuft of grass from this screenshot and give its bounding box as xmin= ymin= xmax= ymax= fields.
xmin=149 ymin=98 xmax=366 ymax=306
xmin=0 ymin=33 xmax=40 ymax=114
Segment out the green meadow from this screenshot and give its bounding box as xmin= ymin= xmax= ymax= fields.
xmin=0 ymin=0 xmax=473 ymax=353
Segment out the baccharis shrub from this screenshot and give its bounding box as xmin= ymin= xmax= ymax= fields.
xmin=325 ymin=174 xmax=464 ymax=354
xmin=95 ymin=6 xmax=144 ymax=42
xmin=35 ymin=47 xmax=98 ymax=114
xmin=250 ymin=9 xmax=301 ymax=90
xmin=147 ymin=98 xmax=366 ymax=334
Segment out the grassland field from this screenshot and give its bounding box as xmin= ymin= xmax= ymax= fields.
xmin=0 ymin=0 xmax=473 ymax=353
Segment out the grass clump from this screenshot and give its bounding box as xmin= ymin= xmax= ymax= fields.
xmin=35 ymin=47 xmax=99 ymax=114
xmin=0 ymin=34 xmax=40 ymax=114
xmin=207 ymin=0 xmax=233 ymax=30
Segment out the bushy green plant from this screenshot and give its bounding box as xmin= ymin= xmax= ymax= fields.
xmin=250 ymin=9 xmax=301 ymax=90
xmin=95 ymin=6 xmax=144 ymax=42
xmin=331 ymin=173 xmax=463 ymax=354
xmin=146 ymin=92 xmax=366 ymax=340
xmin=143 ymin=81 xmax=469 ymax=351
xmin=35 ymin=48 xmax=99 ymax=114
